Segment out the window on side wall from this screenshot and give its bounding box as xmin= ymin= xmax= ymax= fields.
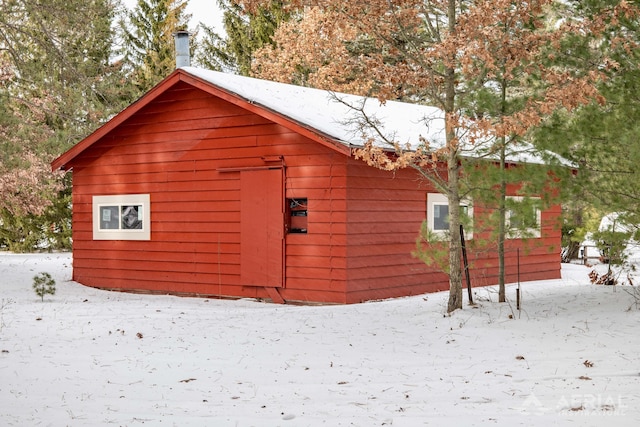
xmin=426 ymin=193 xmax=473 ymax=237
xmin=92 ymin=194 xmax=150 ymax=240
xmin=506 ymin=196 xmax=541 ymax=238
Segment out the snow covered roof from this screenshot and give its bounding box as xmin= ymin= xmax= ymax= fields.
xmin=599 ymin=212 xmax=637 ymax=234
xmin=53 ymin=67 xmax=562 ymax=171
xmin=184 ymin=67 xmax=559 ymax=166
xmin=183 ymin=67 xmax=447 ymax=149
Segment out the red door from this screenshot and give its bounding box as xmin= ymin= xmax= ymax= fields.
xmin=240 ymin=168 xmax=284 ymax=287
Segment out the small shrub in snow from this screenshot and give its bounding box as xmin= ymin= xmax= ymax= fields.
xmin=33 ymin=272 xmax=56 ymax=301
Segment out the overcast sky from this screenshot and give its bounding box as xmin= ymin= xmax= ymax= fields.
xmin=122 ymin=0 xmax=224 ymax=32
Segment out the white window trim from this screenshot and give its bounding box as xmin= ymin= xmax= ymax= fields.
xmin=92 ymin=194 xmax=151 ymax=240
xmin=506 ymin=196 xmax=541 ymax=239
xmin=426 ymin=193 xmax=473 ymax=238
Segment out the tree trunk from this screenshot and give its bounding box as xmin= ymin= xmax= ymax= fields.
xmin=447 ymin=163 xmax=464 ymax=312
xmin=445 ymin=0 xmax=463 ymax=313
xmin=562 ymin=241 xmax=581 ymax=263
xmin=498 ymin=78 xmax=508 ymax=303
xmin=498 ymin=142 xmax=507 ymax=303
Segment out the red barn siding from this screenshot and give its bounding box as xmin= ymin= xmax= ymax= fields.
xmin=340 ymin=159 xmax=562 ymax=303
xmin=69 ymin=82 xmax=352 ymax=303
xmin=344 ymin=160 xmax=439 ymax=303
xmin=58 ymin=74 xmax=562 ymax=305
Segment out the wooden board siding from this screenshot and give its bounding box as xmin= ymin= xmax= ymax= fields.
xmin=61 ymin=76 xmax=562 ymax=304
xmin=342 ymin=159 xmax=561 ymax=303
xmin=465 ymin=203 xmax=562 ymax=287
xmin=283 ymin=154 xmax=349 ymax=303
xmin=68 ymin=82 xmax=350 ymax=303
xmin=344 ymin=160 xmax=438 ymax=303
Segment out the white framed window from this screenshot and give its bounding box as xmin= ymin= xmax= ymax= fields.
xmin=426 ymin=193 xmax=473 ymax=237
xmin=506 ymin=196 xmax=541 ymax=238
xmin=92 ymin=194 xmax=150 ymax=240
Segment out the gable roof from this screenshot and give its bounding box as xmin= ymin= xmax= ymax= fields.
xmin=51 ymin=67 xmax=446 ymax=171
xmin=52 ymin=67 xmax=555 ymax=171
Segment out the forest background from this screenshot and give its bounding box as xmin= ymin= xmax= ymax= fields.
xmin=1 ymin=0 xmax=639 ymax=308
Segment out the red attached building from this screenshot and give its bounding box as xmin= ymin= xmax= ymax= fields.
xmin=51 ymin=67 xmax=561 ymax=304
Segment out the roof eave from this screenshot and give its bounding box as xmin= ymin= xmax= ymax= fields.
xmin=51 ymin=69 xmax=353 ymax=172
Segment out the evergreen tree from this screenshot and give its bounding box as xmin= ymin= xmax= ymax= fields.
xmin=0 ymin=0 xmax=129 ymax=249
xmin=32 ymin=272 xmax=56 ymax=301
xmin=535 ymin=0 xmax=640 ymax=250
xmin=120 ymin=0 xmax=191 ymax=92
xmin=197 ymin=0 xmax=290 ymax=75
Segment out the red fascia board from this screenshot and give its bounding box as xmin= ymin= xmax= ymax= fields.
xmin=51 ymin=69 xmax=351 ymax=171
xmin=51 ymin=71 xmax=187 ymax=171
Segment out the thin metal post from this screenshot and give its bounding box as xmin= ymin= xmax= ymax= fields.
xmin=516 ymin=248 xmax=521 ymax=312
xmin=460 ymin=224 xmax=473 ymax=305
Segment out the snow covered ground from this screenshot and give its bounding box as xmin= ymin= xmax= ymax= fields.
xmin=1 ymin=252 xmax=639 ymax=426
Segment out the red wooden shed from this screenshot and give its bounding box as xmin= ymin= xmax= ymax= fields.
xmin=51 ymin=67 xmax=561 ymax=304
